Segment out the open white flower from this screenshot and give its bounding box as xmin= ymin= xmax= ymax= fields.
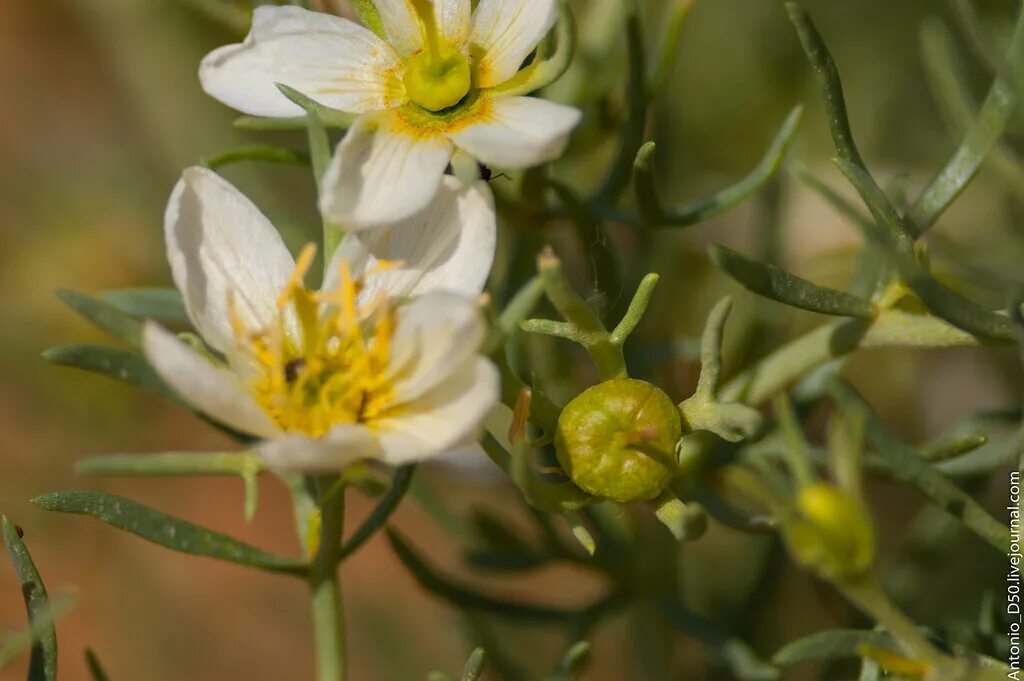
xmin=200 ymin=1 xmax=582 ymax=228
xmin=143 ymin=166 xmax=500 ymax=470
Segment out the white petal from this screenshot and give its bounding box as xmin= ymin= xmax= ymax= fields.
xmin=470 ymin=0 xmax=557 ymax=88
xmin=436 ymin=0 xmax=472 ymax=48
xmin=165 ymin=167 xmax=296 ymax=354
xmin=258 ymin=424 xmax=382 ymax=471
xmin=142 ymin=323 xmax=279 ymax=438
xmin=448 ymin=96 xmax=581 ymax=168
xmin=200 ymin=6 xmax=406 ymax=117
xmin=319 ymin=111 xmax=453 ymax=228
xmin=387 ymin=291 xmax=486 ymax=403
xmin=326 ymin=176 xmax=495 ymax=301
xmin=372 ymin=0 xmax=423 ymax=57
xmin=375 ymin=358 xmax=500 ymax=465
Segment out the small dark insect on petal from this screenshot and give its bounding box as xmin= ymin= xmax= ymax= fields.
xmin=284 ymin=358 xmax=306 ymax=383
xmin=478 ymin=163 xmax=493 ymax=181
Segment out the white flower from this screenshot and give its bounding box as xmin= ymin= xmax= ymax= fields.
xmin=143 ymin=166 xmax=500 ymax=471
xmin=200 ymin=2 xmax=582 ymax=228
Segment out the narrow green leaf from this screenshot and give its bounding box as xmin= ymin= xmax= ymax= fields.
xmin=829 ymin=381 xmax=1009 ymax=552
xmin=710 ymin=245 xmax=876 ymax=318
xmin=633 ymin=107 xmax=803 ymax=228
xmin=233 ymin=116 xmax=311 ymax=131
xmin=464 ymin=550 xmax=551 ymax=573
xmin=484 ymin=275 xmax=545 ymax=354
xmin=788 ymin=2 xmax=915 ymax=247
xmin=234 ymin=96 xmax=355 ymax=133
xmin=202 ymin=145 xmax=311 ymax=170
xmin=907 ymin=2 xmax=1024 ymax=235
xmin=339 ymin=465 xmax=416 ymax=560
xmin=76 ymin=452 xmax=263 ymax=521
xmin=831 ymin=158 xmax=911 ymax=249
xmin=611 ymin=273 xmax=660 ymax=344
xmin=469 ymin=508 xmax=534 ymax=554
xmin=897 ymin=262 xmax=1013 ymax=341
xmin=551 ymin=641 xmax=592 ymax=680
xmin=276 ymin=84 xmax=334 ymax=184
xmin=76 ymin=452 xmax=260 ymax=477
xmin=387 ymin=529 xmax=578 ymax=624
xmin=919 ymin=19 xmax=1024 ymax=201
xmin=2 ymin=516 xmax=58 ymax=681
xmin=921 ymin=432 xmax=988 ymax=462
xmin=32 ymin=491 xmax=308 ymax=576
xmin=55 ymin=290 xmax=143 ymax=345
xmin=42 ymin=344 xmax=178 ymax=402
xmin=99 ymin=288 xmax=188 ymax=325
xmin=461 ymin=648 xmax=486 ymax=681
xmin=85 ymin=649 xmax=111 ymax=681
xmin=773 ymin=629 xmax=897 ymax=665
xmin=786 ymin=3 xmax=864 ymax=167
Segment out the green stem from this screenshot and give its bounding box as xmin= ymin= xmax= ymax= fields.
xmin=720 ymin=306 xmax=988 ymax=407
xmin=310 ymin=476 xmax=347 ymax=681
xmin=720 ymin=321 xmax=861 ymax=405
xmin=840 ymin=578 xmax=945 ymax=666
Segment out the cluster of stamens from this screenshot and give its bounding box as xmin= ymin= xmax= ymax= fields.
xmin=231 ymin=245 xmax=396 ymax=437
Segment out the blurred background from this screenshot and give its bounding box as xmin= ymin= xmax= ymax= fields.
xmin=1 ymin=0 xmax=1021 ymax=679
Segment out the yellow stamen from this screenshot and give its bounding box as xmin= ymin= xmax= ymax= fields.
xmin=237 ymin=243 xmax=397 ymax=438
xmin=278 ymin=243 xmax=318 ymax=309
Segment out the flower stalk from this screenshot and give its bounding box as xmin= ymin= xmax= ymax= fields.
xmin=310 ymin=476 xmax=347 ymax=681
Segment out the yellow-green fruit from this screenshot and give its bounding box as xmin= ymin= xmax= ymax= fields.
xmin=785 ymin=484 xmax=875 ymax=582
xmin=555 ymin=379 xmax=682 ymax=503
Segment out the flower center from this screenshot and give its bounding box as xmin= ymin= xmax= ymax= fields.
xmin=402 ymin=0 xmax=471 ymax=112
xmin=404 ymin=48 xmax=472 ymax=112
xmin=232 ymin=244 xmax=396 ymax=438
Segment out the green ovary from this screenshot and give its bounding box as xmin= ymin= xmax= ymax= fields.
xmin=403 ymin=48 xmax=472 ymax=112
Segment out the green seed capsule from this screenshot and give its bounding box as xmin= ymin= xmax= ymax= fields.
xmin=555 ymin=379 xmax=682 ymax=503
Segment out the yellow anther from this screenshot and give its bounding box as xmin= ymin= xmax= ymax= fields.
xmin=278 ymin=243 xmax=318 ymax=309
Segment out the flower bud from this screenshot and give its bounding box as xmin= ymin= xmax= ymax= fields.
xmin=784 ymin=484 xmax=874 ymax=582
xmin=555 ymin=379 xmax=682 ymax=503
